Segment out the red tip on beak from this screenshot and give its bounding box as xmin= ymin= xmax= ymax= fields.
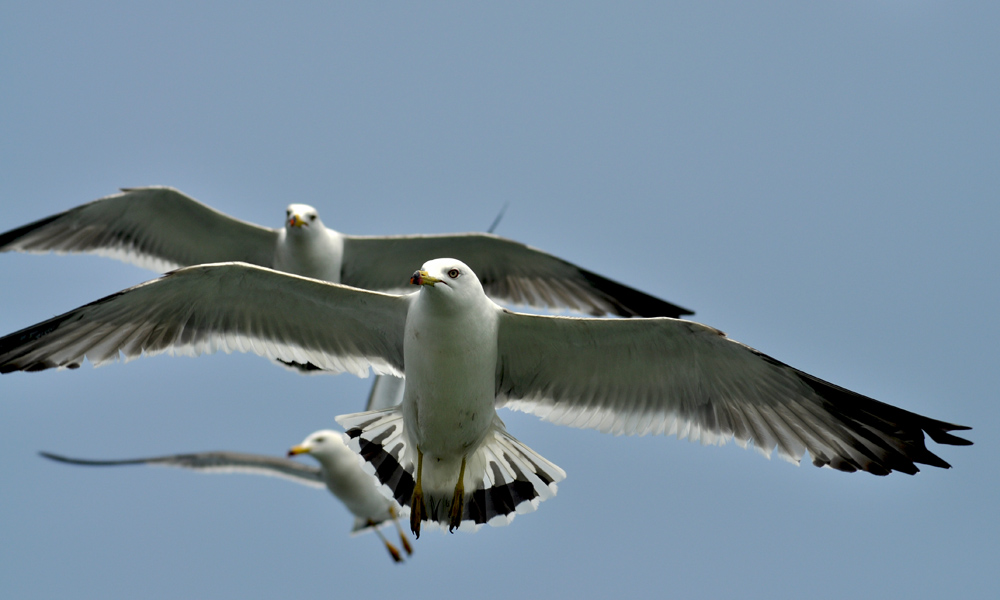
xmin=410 ymin=271 xmax=422 ymax=285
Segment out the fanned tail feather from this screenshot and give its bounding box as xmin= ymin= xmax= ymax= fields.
xmin=337 ymin=408 xmax=416 ymax=508
xmin=336 ymin=408 xmax=566 ymax=532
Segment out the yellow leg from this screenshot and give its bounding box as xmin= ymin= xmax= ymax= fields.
xmin=448 ymin=455 xmax=467 ymax=533
xmin=370 ymin=520 xmax=403 ymax=563
xmin=389 ymin=505 xmax=413 ymax=555
xmin=409 ymin=449 xmax=425 ymax=538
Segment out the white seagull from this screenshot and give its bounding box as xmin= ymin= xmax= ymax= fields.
xmin=0 ymin=186 xmax=692 ymax=318
xmin=40 ymin=424 xmax=414 ymax=562
xmin=0 ymin=259 xmax=972 ymax=536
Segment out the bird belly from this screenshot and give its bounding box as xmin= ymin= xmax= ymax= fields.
xmin=324 ymin=461 xmax=394 ymax=522
xmin=273 ymin=230 xmax=344 ymax=282
xmin=402 ymin=315 xmax=498 ymax=461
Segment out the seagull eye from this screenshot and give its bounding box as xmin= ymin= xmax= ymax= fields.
xmin=314 ymin=437 xmax=325 ymax=443
xmin=286 ymin=209 xmax=291 ymax=216
xmin=448 ymin=268 xmax=460 ymax=279
xmin=309 ymin=214 xmax=317 ymax=222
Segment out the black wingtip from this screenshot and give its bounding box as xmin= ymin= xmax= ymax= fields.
xmin=925 ymin=424 xmax=974 ymax=447
xmin=791 ymin=366 xmax=972 ymax=474
xmin=275 ymin=358 xmax=325 ymax=372
xmin=0 ymin=314 xmax=79 ymax=374
xmin=38 ymin=451 xmax=74 ymax=464
xmin=577 ymin=267 xmax=694 ymax=318
xmin=0 ymin=212 xmax=65 ymax=251
xmin=0 ymin=282 xmax=147 ymax=374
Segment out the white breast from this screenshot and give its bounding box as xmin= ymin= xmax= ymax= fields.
xmin=401 ymin=294 xmax=500 ymax=459
xmin=274 ymin=228 xmax=345 ymax=282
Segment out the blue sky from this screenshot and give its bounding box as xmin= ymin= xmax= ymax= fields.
xmin=1 ymin=2 xmax=996 ymax=598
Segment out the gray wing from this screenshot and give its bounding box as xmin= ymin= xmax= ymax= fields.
xmin=365 ymin=375 xmax=406 ymax=411
xmin=495 ymin=312 xmax=971 ymax=475
xmin=0 ymin=262 xmax=408 ymax=376
xmin=0 ymin=187 xmax=279 ymax=272
xmin=341 ymin=233 xmax=692 ymax=318
xmin=39 ymin=450 xmax=326 ymax=488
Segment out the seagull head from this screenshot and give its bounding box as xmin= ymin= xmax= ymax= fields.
xmin=287 ymin=429 xmax=350 ymax=461
xmin=285 ymin=204 xmax=324 ymax=231
xmin=410 ymin=258 xmax=487 ymax=305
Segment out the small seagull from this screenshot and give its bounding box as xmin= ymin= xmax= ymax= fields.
xmin=0 ymin=259 xmax=971 ymax=536
xmin=40 ymin=425 xmax=414 ymax=562
xmin=0 ymin=186 xmax=692 ymax=318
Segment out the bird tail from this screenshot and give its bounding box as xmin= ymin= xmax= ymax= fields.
xmin=350 ymin=517 xmax=373 ymax=534
xmin=336 ymin=407 xmax=566 ymax=532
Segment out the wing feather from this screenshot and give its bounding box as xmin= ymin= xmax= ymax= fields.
xmin=39 ymin=450 xmax=326 ymax=488
xmin=341 ymin=233 xmax=691 ymax=318
xmin=0 ymin=262 xmax=407 ymax=376
xmin=0 ymin=187 xmax=279 ymax=272
xmin=495 ymin=312 xmax=971 ymax=475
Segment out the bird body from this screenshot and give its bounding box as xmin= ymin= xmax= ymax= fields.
xmin=387 ymin=262 xmax=559 ymax=532
xmin=0 ymin=187 xmax=709 ymax=536
xmin=0 ymin=187 xmax=691 ymax=318
xmin=0 ymin=259 xmax=971 ymax=534
xmin=403 ymin=266 xmax=499 ymax=459
xmin=287 ymin=430 xmax=397 ymax=528
xmin=272 ymin=204 xmax=345 ymax=282
xmin=39 ymin=429 xmax=414 ymax=561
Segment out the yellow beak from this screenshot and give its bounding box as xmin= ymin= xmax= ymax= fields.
xmin=288 ymin=214 xmax=307 ymax=228
xmin=410 ymin=270 xmax=442 ymax=286
xmin=287 ymin=445 xmax=310 ymax=457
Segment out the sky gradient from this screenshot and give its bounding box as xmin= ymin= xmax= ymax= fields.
xmin=1 ymin=3 xmax=996 ymax=599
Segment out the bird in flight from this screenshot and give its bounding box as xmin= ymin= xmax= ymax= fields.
xmin=0 ymin=259 xmax=971 ymax=536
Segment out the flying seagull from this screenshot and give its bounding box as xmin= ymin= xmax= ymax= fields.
xmin=0 ymin=186 xmax=691 ymax=318
xmin=40 ymin=425 xmax=413 ymax=562
xmin=0 ymin=260 xmax=971 ymax=536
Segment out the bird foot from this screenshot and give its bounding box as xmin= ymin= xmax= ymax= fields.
xmin=370 ymin=520 xmax=405 ymax=563
xmin=389 ymin=506 xmax=414 ymax=555
xmin=385 ymin=543 xmax=403 ymax=563
xmin=410 ymin=450 xmax=425 ymax=538
xmin=448 ymin=455 xmax=467 ymax=533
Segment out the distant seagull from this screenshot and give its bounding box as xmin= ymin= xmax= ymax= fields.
xmin=40 ymin=425 xmax=413 ymax=561
xmin=0 ymin=259 xmax=972 ymax=537
xmin=0 ymin=186 xmax=692 ymax=318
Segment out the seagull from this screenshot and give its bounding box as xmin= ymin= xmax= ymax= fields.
xmin=0 ymin=186 xmax=692 ymax=318
xmin=0 ymin=259 xmax=972 ymax=536
xmin=39 ymin=425 xmax=414 ymax=562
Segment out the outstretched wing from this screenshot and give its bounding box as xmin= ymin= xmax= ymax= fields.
xmin=0 ymin=187 xmax=279 ymax=272
xmin=40 ymin=450 xmax=326 ymax=488
xmin=0 ymin=262 xmax=408 ymax=377
xmin=495 ymin=312 xmax=971 ymax=475
xmin=341 ymin=233 xmax=692 ymax=318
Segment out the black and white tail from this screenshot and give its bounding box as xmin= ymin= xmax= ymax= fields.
xmin=337 ymin=408 xmax=566 ymax=532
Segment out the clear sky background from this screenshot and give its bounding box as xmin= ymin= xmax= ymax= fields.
xmin=1 ymin=3 xmax=996 ymax=599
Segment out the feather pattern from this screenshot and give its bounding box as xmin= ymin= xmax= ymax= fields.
xmin=0 ymin=262 xmax=408 ymax=377
xmin=0 ymin=187 xmax=278 ymax=272
xmin=496 ymin=312 xmax=971 ymax=475
xmin=38 ymin=450 xmax=326 ymax=487
xmin=1 ymin=187 xmax=691 ymax=319
xmin=338 ymin=409 xmax=565 ymax=531
xmin=342 ymin=233 xmax=692 ymax=318
xmin=0 ymin=261 xmax=970 ymax=485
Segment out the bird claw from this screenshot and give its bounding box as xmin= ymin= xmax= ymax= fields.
xmin=410 ymin=450 xmax=425 ymax=538
xmin=448 ymin=455 xmax=467 ymax=533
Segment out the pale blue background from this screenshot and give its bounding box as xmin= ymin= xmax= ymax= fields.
xmin=1 ymin=2 xmax=996 ymax=598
